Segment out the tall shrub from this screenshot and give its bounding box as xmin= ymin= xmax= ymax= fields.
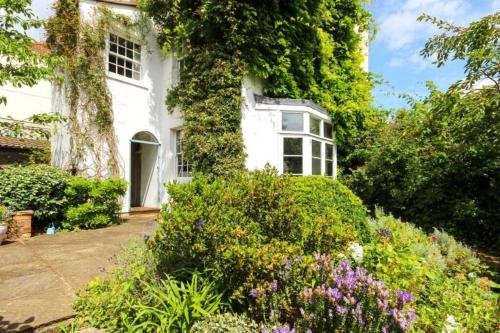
xmin=0 ymin=164 xmax=70 ymax=223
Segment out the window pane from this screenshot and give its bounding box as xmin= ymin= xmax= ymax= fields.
xmin=108 ymin=63 xmax=116 ymax=73
xmin=284 ymin=157 xmax=302 ymax=175
xmin=283 ymin=138 xmax=302 ymax=155
xmin=312 ymin=140 xmax=321 ymax=158
xmin=110 ymin=43 xmax=117 ymax=53
xmin=312 ymin=158 xmax=321 ymax=175
xmin=326 ymin=143 xmax=333 ymax=160
xmin=282 ymin=113 xmax=303 ymax=131
xmin=310 ymin=117 xmax=320 ymax=135
xmin=326 ymin=161 xmax=333 ymax=177
xmin=324 ymin=122 xmax=333 ymax=139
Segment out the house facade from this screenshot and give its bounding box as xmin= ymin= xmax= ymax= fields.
xmin=52 ymin=0 xmax=339 ymax=212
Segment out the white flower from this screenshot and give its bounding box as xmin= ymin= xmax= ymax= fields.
xmin=348 ymin=242 xmax=364 ymax=263
xmin=441 ymin=315 xmax=459 ymax=333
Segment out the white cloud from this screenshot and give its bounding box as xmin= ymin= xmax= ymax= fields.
xmin=372 ymin=0 xmax=496 ymax=73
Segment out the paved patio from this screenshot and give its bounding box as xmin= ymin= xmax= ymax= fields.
xmin=0 ymin=217 xmax=157 ymax=332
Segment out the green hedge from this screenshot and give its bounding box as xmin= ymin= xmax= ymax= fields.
xmin=0 ymin=164 xmax=70 ymax=222
xmin=0 ymin=164 xmax=126 ymax=230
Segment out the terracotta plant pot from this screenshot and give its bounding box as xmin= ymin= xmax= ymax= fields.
xmin=0 ymin=224 xmax=7 ymax=244
xmin=12 ymin=210 xmax=34 ymax=239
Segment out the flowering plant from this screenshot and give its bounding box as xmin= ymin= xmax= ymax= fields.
xmin=249 ymin=254 xmax=417 ymax=333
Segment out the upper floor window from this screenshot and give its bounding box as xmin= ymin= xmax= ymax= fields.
xmin=282 ymin=112 xmax=303 ymax=132
xmin=108 ymin=33 xmax=141 ymax=80
xmin=176 ymin=130 xmax=192 ymax=178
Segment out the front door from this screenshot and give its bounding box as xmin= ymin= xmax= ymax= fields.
xmin=130 ymin=142 xmax=142 ymax=207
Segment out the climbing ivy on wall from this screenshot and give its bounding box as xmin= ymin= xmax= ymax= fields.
xmin=142 ymin=0 xmax=373 ymax=177
xmin=46 ymin=0 xmax=147 ymax=177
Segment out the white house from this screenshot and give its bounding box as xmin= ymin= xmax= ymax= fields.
xmin=52 ymin=0 xmax=339 ymax=213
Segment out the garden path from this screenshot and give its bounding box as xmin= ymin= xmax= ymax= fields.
xmin=0 ymin=216 xmax=157 ymax=333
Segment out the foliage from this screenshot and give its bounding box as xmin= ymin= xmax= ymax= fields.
xmin=0 ymin=113 xmax=65 ymax=140
xmin=0 ymin=164 xmax=70 ymax=223
xmin=290 ymin=176 xmax=369 ymax=245
xmin=46 ymin=1 xmax=147 ymax=176
xmin=142 ymin=0 xmax=373 ymax=177
xmin=0 ymin=164 xmax=126 ymax=229
xmin=0 ymin=0 xmax=58 ymax=105
xmin=419 ymin=12 xmax=500 ymax=92
xmin=191 ymin=313 xmax=262 ymax=333
xmin=362 ymin=213 xmax=497 ymax=332
xmin=74 ymin=241 xmax=223 ymax=333
xmin=154 ymin=168 xmax=370 ymax=307
xmin=250 ymin=257 xmax=417 ymax=332
xmin=128 ymin=274 xmax=223 ymax=332
xmin=347 ymin=83 xmax=500 ymax=249
xmin=62 ymin=176 xmax=127 ymax=230
xmin=74 ymin=241 xmax=159 ymax=332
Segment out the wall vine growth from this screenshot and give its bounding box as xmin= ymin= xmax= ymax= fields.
xmin=142 ymin=0 xmax=373 ymax=177
xmin=46 ymin=0 xmax=147 ymax=177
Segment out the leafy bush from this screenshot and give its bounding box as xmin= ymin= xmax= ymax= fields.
xmin=128 ymin=274 xmax=223 ymax=332
xmin=74 ymin=241 xmax=159 ymax=332
xmin=191 ymin=313 xmax=262 ymax=333
xmin=153 ymin=168 xmax=366 ymax=303
xmin=290 ymin=176 xmax=369 ymax=249
xmin=74 ymin=241 xmax=223 ymax=332
xmin=62 ymin=177 xmax=127 ymax=230
xmin=363 ymin=213 xmax=497 ymax=332
xmin=0 ymin=164 xmax=70 ymax=223
xmin=251 ymin=256 xmax=417 ymax=332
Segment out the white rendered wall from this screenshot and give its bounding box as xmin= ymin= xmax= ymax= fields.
xmin=52 ymin=0 xmax=184 ymax=211
xmin=0 ymin=81 xmax=52 ymax=121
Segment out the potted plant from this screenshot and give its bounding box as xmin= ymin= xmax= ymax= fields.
xmin=0 ymin=205 xmax=11 ymax=245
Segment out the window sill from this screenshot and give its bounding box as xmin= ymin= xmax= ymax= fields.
xmin=107 ymin=73 xmax=149 ymax=90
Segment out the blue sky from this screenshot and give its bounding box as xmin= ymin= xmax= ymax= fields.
xmin=368 ymin=0 xmax=500 ymax=109
xmin=30 ymin=0 xmax=500 ymax=109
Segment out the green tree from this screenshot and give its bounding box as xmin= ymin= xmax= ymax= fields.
xmin=419 ymin=12 xmax=499 ymax=91
xmin=0 ymin=0 xmax=57 ymax=105
xmin=346 ymin=13 xmax=500 ymax=249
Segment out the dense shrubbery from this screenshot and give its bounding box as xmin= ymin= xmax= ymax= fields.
xmin=153 ymin=169 xmax=366 ymax=303
xmin=73 ymin=170 xmax=497 ymax=332
xmin=63 ymin=177 xmax=127 ymax=230
xmin=0 ymin=164 xmax=126 ymax=230
xmin=0 ymin=164 xmax=70 ymax=222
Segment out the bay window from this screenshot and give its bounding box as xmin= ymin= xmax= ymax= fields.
xmin=283 ymin=137 xmax=303 ymax=175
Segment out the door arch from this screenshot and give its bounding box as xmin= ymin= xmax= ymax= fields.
xmin=130 ymin=131 xmax=160 ymax=208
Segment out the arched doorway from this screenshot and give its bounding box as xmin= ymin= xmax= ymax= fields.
xmin=130 ymin=132 xmax=160 ymax=209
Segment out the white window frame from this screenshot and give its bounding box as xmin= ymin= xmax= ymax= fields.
xmin=175 ymin=130 xmax=192 ymax=178
xmin=282 ymin=136 xmax=304 ymax=176
xmin=106 ymin=33 xmax=142 ymax=83
xmin=279 ymin=111 xmax=335 ymax=178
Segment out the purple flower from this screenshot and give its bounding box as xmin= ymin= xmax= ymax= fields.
xmin=272 ymin=279 xmax=278 ymax=292
xmin=273 ymin=324 xmax=295 ymax=333
xmin=143 ymin=233 xmax=150 ymax=240
xmin=249 ymin=289 xmax=259 ymax=298
xmin=299 ymin=307 xmax=305 ymax=316
xmin=296 ymin=255 xmax=303 ymax=262
xmin=306 ymin=329 xmax=312 ymax=333
xmin=336 ymin=305 xmax=348 ymax=316
xmin=340 ymin=260 xmax=350 ymax=271
xmin=377 ymin=298 xmax=388 ymax=311
xmin=194 ymin=219 xmax=204 ymax=229
xmin=155 ymin=273 xmax=161 ymax=281
xmin=283 ymin=258 xmax=293 ymax=269
xmin=378 ymin=228 xmax=393 ymax=239
xmin=381 ymin=325 xmax=389 ymax=333
xmin=396 ymin=291 xmax=415 ymax=304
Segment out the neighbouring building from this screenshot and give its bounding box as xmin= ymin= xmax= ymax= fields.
xmin=52 ymin=0 xmax=362 ymax=213
xmin=0 ymin=42 xmax=52 ymax=166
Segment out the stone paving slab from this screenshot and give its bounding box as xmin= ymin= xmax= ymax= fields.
xmin=0 ymin=217 xmax=157 ymax=332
